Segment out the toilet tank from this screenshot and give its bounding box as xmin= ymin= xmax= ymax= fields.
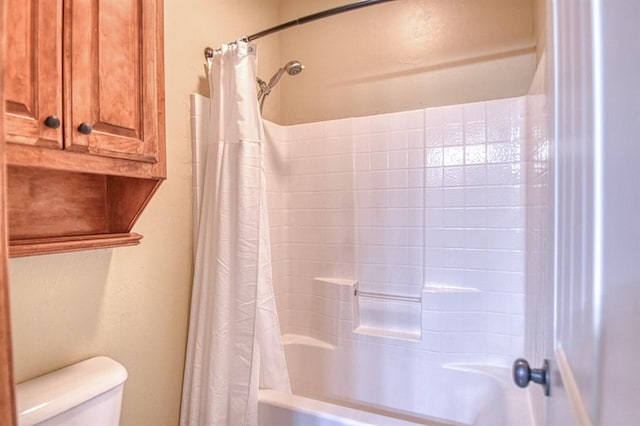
xmin=16 ymin=356 xmax=128 ymax=426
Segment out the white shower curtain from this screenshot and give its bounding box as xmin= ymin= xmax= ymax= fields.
xmin=180 ymin=41 xmax=290 ymax=426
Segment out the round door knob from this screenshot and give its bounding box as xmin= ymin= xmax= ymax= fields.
xmin=77 ymin=122 xmax=93 ymax=135
xmin=44 ymin=115 xmax=61 ymax=129
xmin=513 ymin=358 xmax=550 ymax=396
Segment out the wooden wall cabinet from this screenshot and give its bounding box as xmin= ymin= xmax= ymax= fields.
xmin=4 ymin=0 xmax=166 ymax=257
xmin=0 ymin=0 xmax=17 ymax=422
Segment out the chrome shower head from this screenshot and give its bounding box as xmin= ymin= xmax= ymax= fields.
xmin=258 ymin=59 xmax=305 ymax=112
xmin=266 ymin=60 xmax=305 ymax=89
xmin=284 ymin=60 xmax=304 ymax=76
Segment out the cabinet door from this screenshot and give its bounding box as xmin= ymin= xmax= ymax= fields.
xmin=4 ymin=0 xmax=63 ymax=149
xmin=65 ymin=0 xmax=161 ymax=163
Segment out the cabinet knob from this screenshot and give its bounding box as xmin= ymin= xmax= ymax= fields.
xmin=44 ymin=115 xmax=61 ymax=129
xmin=77 ymin=122 xmax=93 ymax=135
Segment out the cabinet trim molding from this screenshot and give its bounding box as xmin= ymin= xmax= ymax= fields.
xmin=9 ymin=233 xmax=144 ymax=257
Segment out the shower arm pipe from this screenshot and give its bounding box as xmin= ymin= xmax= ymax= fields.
xmin=204 ymin=0 xmax=397 ymax=58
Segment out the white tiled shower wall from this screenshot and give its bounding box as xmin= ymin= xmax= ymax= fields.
xmin=191 ymin=93 xmax=529 ymax=367
xmin=262 ymin=97 xmax=527 ymax=366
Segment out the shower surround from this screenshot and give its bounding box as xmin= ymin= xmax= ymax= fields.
xmin=191 ymin=94 xmax=530 ymax=422
xmin=264 ymin=97 xmax=526 ymax=364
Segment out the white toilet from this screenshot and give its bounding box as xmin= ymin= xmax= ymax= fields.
xmin=15 ymin=356 xmax=128 ymax=426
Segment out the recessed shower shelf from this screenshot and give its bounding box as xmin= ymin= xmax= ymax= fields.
xmin=354 ymin=326 xmax=421 ymax=342
xmin=314 ymin=277 xmax=358 ymax=287
xmin=422 ymin=284 xmax=480 ymax=293
xmin=354 ymin=282 xmax=422 ymax=341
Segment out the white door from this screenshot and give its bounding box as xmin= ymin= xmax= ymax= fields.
xmin=544 ymin=0 xmax=640 ymax=424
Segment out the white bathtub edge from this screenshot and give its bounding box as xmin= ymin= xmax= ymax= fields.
xmin=258 ymin=390 xmax=447 ymax=426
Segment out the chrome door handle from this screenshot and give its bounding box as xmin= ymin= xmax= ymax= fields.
xmin=513 ymin=358 xmax=550 ymax=396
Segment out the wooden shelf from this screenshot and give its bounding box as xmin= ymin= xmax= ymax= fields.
xmin=6 ymin=166 xmax=162 ymax=257
xmin=9 ymin=233 xmax=143 ymax=257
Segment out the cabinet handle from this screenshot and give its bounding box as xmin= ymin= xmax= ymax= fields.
xmin=77 ymin=122 xmax=93 ymax=135
xmin=44 ymin=115 xmax=61 ymax=129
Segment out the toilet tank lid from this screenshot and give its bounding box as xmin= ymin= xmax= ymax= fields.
xmin=16 ymin=356 xmax=128 ymax=425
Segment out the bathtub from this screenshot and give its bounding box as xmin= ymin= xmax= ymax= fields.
xmin=258 ymin=334 xmax=531 ymax=426
xmin=258 ymin=390 xmax=453 ymax=426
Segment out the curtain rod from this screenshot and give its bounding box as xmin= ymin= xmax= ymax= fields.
xmin=204 ymin=0 xmax=397 ymax=59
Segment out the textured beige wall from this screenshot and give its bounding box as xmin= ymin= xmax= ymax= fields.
xmin=8 ymin=1 xmax=279 ymax=425
xmin=8 ymin=1 xmax=537 ymax=424
xmin=271 ymin=0 xmax=536 ymax=124
xmin=534 ymin=0 xmax=547 ymax=61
